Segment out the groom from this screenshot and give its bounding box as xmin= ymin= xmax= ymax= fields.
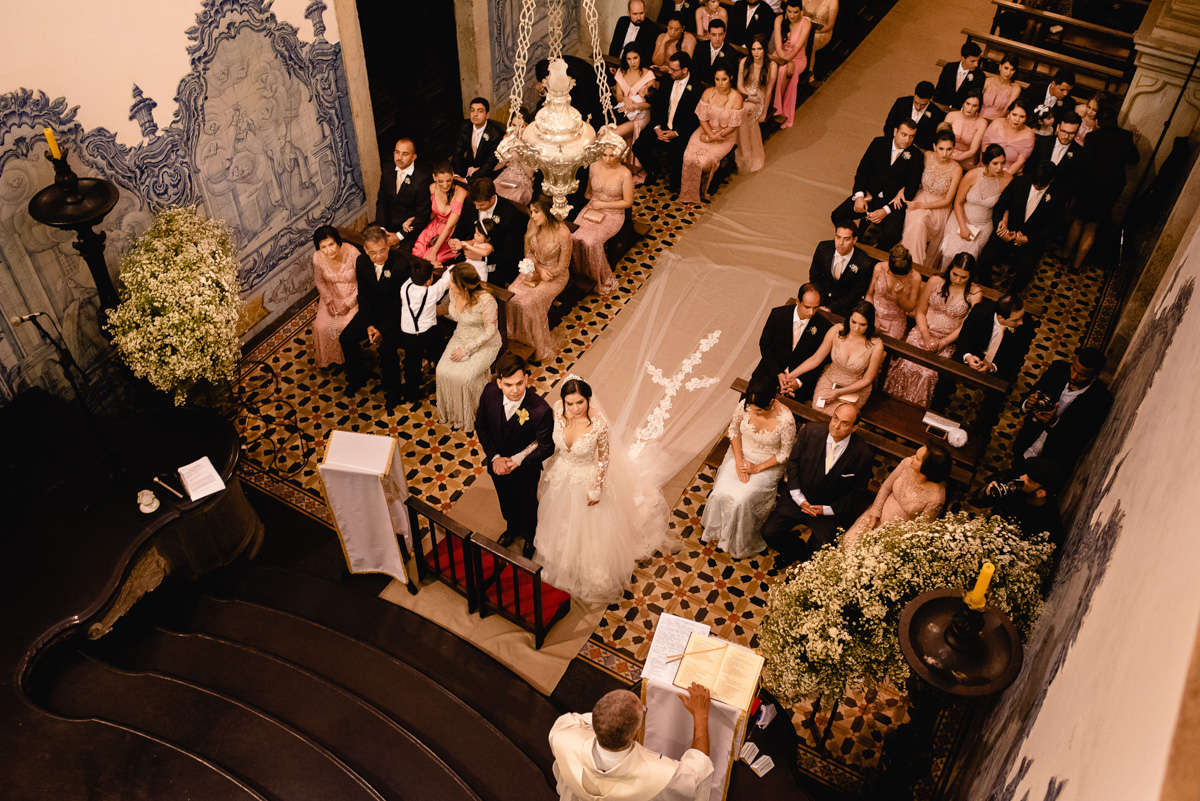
xmin=474 ymin=353 xmax=555 ymax=558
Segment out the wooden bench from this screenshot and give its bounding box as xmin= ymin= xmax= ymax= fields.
xmin=990 ymin=0 xmax=1134 ymax=71
xmin=407 ymin=496 xmax=478 ymax=611
xmin=472 ymin=535 xmax=572 ymax=649
xmin=961 ymin=27 xmax=1128 ymax=95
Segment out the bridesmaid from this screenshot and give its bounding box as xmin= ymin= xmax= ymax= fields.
xmin=679 ymin=68 xmax=743 ymax=203
xmin=412 ymin=162 xmax=467 ymax=267
xmin=571 ymin=146 xmax=634 ymax=294
xmin=695 ymin=0 xmax=728 ymax=40
xmin=787 ymin=301 xmax=885 ymax=411
xmin=652 ymin=16 xmax=698 ymax=74
xmin=614 ymin=44 xmax=656 ymax=145
xmin=901 ymin=129 xmax=962 ymax=270
xmin=841 ymin=444 xmax=950 ymax=548
xmin=436 ymin=263 xmax=503 ymax=431
xmin=507 ymin=195 xmax=571 ymax=361
xmin=770 ymin=0 xmax=812 ymax=128
xmin=980 ymin=55 xmax=1021 ymax=121
xmin=864 ymin=244 xmax=922 ymax=339
xmin=982 ymin=98 xmax=1036 ymax=175
xmin=938 ymin=145 xmax=1012 ymax=263
xmin=310 ymin=225 xmax=360 ymax=368
xmin=736 ymin=35 xmax=778 ymax=174
xmin=943 ymin=90 xmax=988 ymax=169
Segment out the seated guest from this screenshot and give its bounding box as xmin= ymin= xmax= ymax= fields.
xmin=374 ymin=137 xmax=432 ymax=252
xmin=938 ymin=144 xmax=1011 ymax=265
xmin=735 ymin=35 xmax=778 ymax=173
xmin=652 ymin=15 xmax=698 ymax=73
xmin=982 ymin=99 xmax=1036 ymax=175
xmin=934 ymin=41 xmax=984 ymax=110
xmin=884 ymin=252 xmax=982 ymax=407
xmin=339 ymin=226 xmax=413 ymax=400
xmin=884 ymin=81 xmax=946 ymax=151
xmin=901 ymin=129 xmax=963 ymax=269
xmin=397 ymin=259 xmax=453 ymax=405
xmin=1029 ymin=111 xmax=1083 ymax=193
xmin=865 ymin=244 xmax=922 ymax=339
xmin=608 ymin=0 xmax=658 ymax=64
xmin=842 ymin=443 xmax=951 ymax=547
xmin=976 ymin=457 xmax=1065 ymax=552
xmin=679 ymin=67 xmax=743 ymax=203
xmin=691 ymin=19 xmax=736 ymax=86
xmin=310 ymin=225 xmax=361 ymax=369
xmin=750 ymin=282 xmax=834 ymax=402
xmin=809 ymin=221 xmax=874 ymax=317
xmin=634 ymin=52 xmax=701 ymax=188
xmin=412 ymin=162 xmax=467 ymax=267
xmin=769 ymin=1 xmax=812 ymax=129
xmin=452 ymin=98 xmax=505 ymax=180
xmin=701 ymin=376 xmax=797 ymax=558
xmin=449 ymin=176 xmax=525 ymax=285
xmin=831 ymin=120 xmax=923 ymax=249
xmin=1061 ymin=105 xmax=1139 ymax=274
xmin=613 ymin=44 xmax=657 ymax=147
xmin=726 ymin=0 xmax=776 ymax=51
xmin=943 ymin=89 xmax=988 ymax=169
xmin=788 ymin=300 xmax=885 ymax=411
xmin=1022 ymin=69 xmax=1075 ymax=136
xmin=1014 ymin=346 xmax=1112 ymax=473
xmin=987 ymin=160 xmax=1065 ymax=292
xmin=571 ymin=145 xmax=634 ymax=294
xmin=436 ymin=263 xmax=503 ymax=431
xmin=695 ymin=0 xmax=729 ymax=40
xmin=508 ymin=196 xmax=571 ymax=361
xmin=953 ymin=293 xmax=1035 ymax=381
xmin=981 ymin=55 xmax=1022 ymax=121
xmin=805 ymin=0 xmax=839 ymax=79
xmin=660 ymin=0 xmax=699 ymax=31
xmin=761 ymin=405 xmax=874 ymax=566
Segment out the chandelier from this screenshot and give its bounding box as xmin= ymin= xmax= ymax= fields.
xmin=496 ymin=0 xmax=627 ymax=219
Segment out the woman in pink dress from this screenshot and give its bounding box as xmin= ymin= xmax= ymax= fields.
xmin=736 ymin=36 xmax=778 ymax=174
xmin=1074 ymin=95 xmax=1100 ymax=145
xmin=864 ymin=245 xmax=922 ymax=339
xmin=571 ymin=146 xmax=634 ymax=294
xmin=310 ymin=225 xmax=360 ymax=368
xmin=842 ymin=445 xmax=950 ymax=547
xmin=982 ymin=98 xmax=1036 ymax=175
xmin=679 ymin=69 xmax=743 ymax=203
xmin=901 ymin=129 xmax=962 ymax=270
xmin=507 ymin=196 xmax=571 ymax=361
xmin=770 ymin=1 xmax=811 ymax=128
xmin=980 ymin=55 xmax=1021 ymax=121
xmin=614 ymin=45 xmax=656 ymax=144
xmin=883 ymin=252 xmax=983 ymax=407
xmin=695 ymin=0 xmax=728 ymax=40
xmin=412 ymin=162 xmax=467 ymax=266
xmin=787 ymin=301 xmax=886 ymax=411
xmin=652 ymin=17 xmax=698 ymax=74
xmin=944 ymin=90 xmax=988 ymax=169
xmin=939 ymin=144 xmax=1012 ymax=264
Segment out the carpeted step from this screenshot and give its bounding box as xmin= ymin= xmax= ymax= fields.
xmin=44 ymin=649 xmax=385 ymax=801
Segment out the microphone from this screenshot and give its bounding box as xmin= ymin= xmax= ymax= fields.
xmin=9 ymin=312 xmax=48 ymax=325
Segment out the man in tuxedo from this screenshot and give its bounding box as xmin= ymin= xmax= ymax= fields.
xmin=608 ymin=0 xmax=658 ymax=63
xmin=808 ymin=221 xmax=875 ymax=317
xmin=1021 ymin=69 xmax=1075 ymax=135
xmin=373 ymin=137 xmax=432 ymax=252
xmin=452 ymin=97 xmax=506 ymax=180
xmin=933 ymin=41 xmax=984 ymax=110
xmin=449 ymin=177 xmax=525 ymax=285
xmin=474 ymin=354 xmax=555 ymax=559
xmin=750 ymin=282 xmax=833 ymax=402
xmin=883 ymin=81 xmax=945 ymax=151
xmin=726 ymin=0 xmax=775 ymax=52
xmin=953 ymin=294 xmax=1035 ymax=382
xmin=1013 ymin=346 xmax=1112 ymax=474
xmin=830 ymin=121 xmax=924 ymax=249
xmin=987 ymin=161 xmax=1066 ymax=291
xmin=633 ymin=52 xmax=701 ymax=188
xmin=761 ymin=406 xmax=874 ymax=567
xmin=691 ymin=19 xmax=736 ymax=86
xmin=1028 ymin=111 xmax=1083 ymax=194
xmin=339 ymin=226 xmax=416 ymax=402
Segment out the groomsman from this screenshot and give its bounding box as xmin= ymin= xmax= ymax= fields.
xmin=633 ymin=52 xmax=701 ymax=187
xmin=339 ymin=226 xmax=415 ymax=400
xmin=751 ymin=282 xmax=833 ymax=402
xmin=883 ymin=81 xmax=945 ymax=151
xmin=830 ymin=121 xmax=923 ymax=249
xmin=475 ymin=354 xmax=555 ymax=559
xmin=691 ymin=19 xmax=736 ymax=86
xmin=987 ymin=161 xmax=1066 ymax=292
xmin=809 ymin=222 xmax=875 ymax=317
xmin=1028 ymin=111 xmax=1083 ymax=193
xmin=452 ymin=97 xmax=506 ymax=180
xmin=726 ymin=0 xmax=775 ymax=52
xmin=933 ymin=41 xmax=984 ymax=110
xmin=373 ymin=137 xmax=432 ymax=252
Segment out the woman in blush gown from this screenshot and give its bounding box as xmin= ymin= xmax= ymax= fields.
xmin=310 ymin=225 xmax=360 ymax=368
xmin=652 ymin=16 xmax=698 ymax=73
xmin=787 ymin=301 xmax=886 ymax=411
xmin=571 ymin=146 xmax=633 ymax=294
xmin=614 ymin=45 xmax=656 ymax=149
xmin=770 ymin=1 xmax=812 ymax=129
xmin=944 ymin=90 xmax=988 ymax=169
xmin=982 ymin=98 xmax=1036 ymax=175
xmin=864 ymin=244 xmax=922 ymax=339
xmin=679 ymin=68 xmax=743 ymax=203
xmin=507 ymin=196 xmax=571 ymax=361
xmin=883 ymin=252 xmax=982 ymax=407
xmin=412 ymin=162 xmax=467 ymax=266
xmin=436 ymin=263 xmax=503 ymax=431
xmin=695 ymin=0 xmax=728 ymax=40
xmin=842 ymin=444 xmax=950 ymax=547
xmin=533 ymin=377 xmax=674 ymax=603
xmin=939 ymin=144 xmax=1012 ymax=264
xmin=980 ymin=55 xmax=1021 ymax=121
xmin=701 ymin=377 xmax=796 ymax=559
xmin=900 ymin=129 xmax=962 ymax=270
xmin=735 ymin=36 xmax=778 ymax=174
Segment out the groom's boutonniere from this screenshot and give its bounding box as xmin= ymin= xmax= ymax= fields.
xmin=808 ymin=325 xmax=819 ymax=336
xmin=1044 ymin=192 xmax=1052 ymax=203
xmin=515 ymin=408 xmax=530 ymax=425
xmin=902 ymin=151 xmax=912 ymax=160
xmin=849 ymin=263 xmax=858 ymax=273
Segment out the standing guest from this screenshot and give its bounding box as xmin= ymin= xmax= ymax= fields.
xmin=634 ymin=52 xmax=701 ymax=188
xmin=691 ymin=19 xmax=737 ymax=86
xmin=735 ymin=35 xmax=778 ymax=173
xmin=760 ymin=406 xmax=874 ymax=566
xmin=982 ymin=99 xmax=1036 ymax=175
xmin=339 ymin=226 xmax=413 ymax=402
xmin=987 ymin=160 xmax=1065 ymax=292
xmin=474 ymin=353 xmax=555 ymax=559
xmin=679 ymin=67 xmax=743 ymax=203
xmin=449 ymin=176 xmax=525 ymax=285
xmin=788 ymin=301 xmax=886 ymax=411
xmin=809 ymin=221 xmax=874 ymax=317
xmin=436 ymin=264 xmax=502 ymax=431
xmin=652 ymin=15 xmax=698 ymax=73
xmin=727 ymin=0 xmax=776 ymax=51
xmin=1061 ymin=106 xmax=1138 ymax=273
xmin=934 ymin=41 xmax=984 ymax=110
xmin=452 ymin=98 xmax=505 ymax=180
xmin=939 ymin=144 xmax=1011 ymax=264
xmin=980 ymin=55 xmax=1021 ymax=121
xmin=508 ymin=196 xmax=571 ymax=361
xmin=397 ymin=259 xmax=452 ymax=403
xmin=412 ymin=162 xmax=467 ymax=267
xmin=953 ymin=294 xmax=1035 ymax=381
xmin=613 ymin=44 xmax=657 ymax=147
xmin=1021 ymin=69 xmax=1075 ymax=135
xmin=750 ymin=282 xmax=834 ymax=402
xmin=884 ymin=81 xmax=946 ymax=151
xmin=1029 ymin=111 xmax=1083 ymax=193
xmin=865 ymin=244 xmax=922 ymax=339
xmin=702 ymin=377 xmax=797 ymax=559
xmin=1074 ymin=95 xmax=1100 ymax=145
xmin=901 ymin=129 xmax=963 ymax=269
xmin=373 ymin=137 xmax=432 ymax=252
xmin=804 ymin=0 xmax=839 ymax=79
xmin=659 ymin=0 xmax=699 ymax=32
xmin=830 ymin=120 xmax=924 ymax=249
xmin=769 ymin=0 xmax=812 ymax=129
xmin=884 ymin=252 xmax=982 ymax=407
xmin=842 ymin=444 xmax=950 ymax=547
xmin=695 ymin=0 xmax=729 ymax=41
xmin=1013 ymin=346 xmax=1112 ymax=473
xmin=944 ymin=90 xmax=988 ymax=169
xmin=310 ymin=225 xmax=360 ymax=369
xmin=571 ymin=145 xmax=634 ymax=295
xmin=608 ymin=0 xmax=658 ymax=64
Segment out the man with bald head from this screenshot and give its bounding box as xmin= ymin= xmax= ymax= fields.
xmin=549 ymin=684 xmax=714 ymax=801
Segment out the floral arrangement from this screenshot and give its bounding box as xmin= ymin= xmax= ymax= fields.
xmin=758 ymin=513 xmax=1053 ymax=704
xmin=518 ymin=257 xmax=535 ymax=276
xmin=106 ymin=207 xmax=242 ymax=405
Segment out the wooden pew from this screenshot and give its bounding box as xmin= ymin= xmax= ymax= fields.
xmin=989 ymin=0 xmax=1134 ymax=71
xmin=961 ymin=27 xmax=1128 ymax=95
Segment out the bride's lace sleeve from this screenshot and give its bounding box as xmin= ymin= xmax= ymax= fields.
xmin=775 ymin=407 xmax=797 ymax=463
xmin=587 ymin=422 xmax=611 ymax=503
xmin=727 ymin=401 xmax=746 ymax=441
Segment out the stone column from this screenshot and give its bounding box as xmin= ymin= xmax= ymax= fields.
xmin=331 ymin=0 xmax=379 ymax=221
xmin=455 ymin=0 xmax=495 ymax=115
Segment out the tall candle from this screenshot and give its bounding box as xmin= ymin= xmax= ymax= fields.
xmin=43 ymin=127 xmax=61 ymax=159
xmin=963 ymin=561 xmax=995 ymax=610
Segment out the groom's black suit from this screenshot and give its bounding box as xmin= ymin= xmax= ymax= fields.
xmin=474 ymin=382 xmax=555 ymax=550
xmin=750 ymin=305 xmax=833 ymax=403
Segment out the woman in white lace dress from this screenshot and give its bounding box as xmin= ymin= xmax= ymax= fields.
xmin=701 ymin=378 xmax=796 ymax=559
xmin=533 ymin=377 xmax=674 ymax=603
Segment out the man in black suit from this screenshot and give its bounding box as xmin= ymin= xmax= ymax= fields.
xmin=831 ymin=121 xmax=924 ymax=249
xmin=1013 ymin=346 xmax=1112 ymax=474
xmin=633 ymin=52 xmax=701 ymax=187
xmin=1021 ymin=69 xmax=1075 ymax=136
xmin=977 ymin=457 xmax=1066 ymax=554
xmin=762 ymin=406 xmax=874 ymax=567
xmin=374 ymin=138 xmax=432 ymax=252
xmin=449 ymin=176 xmax=525 ymax=286
xmin=933 ymin=41 xmax=984 ymax=110
xmin=452 ymin=97 xmax=506 ymax=180
xmin=658 ymin=0 xmax=698 ymax=33
xmin=884 ymin=81 xmax=946 ymax=151
xmin=474 ymin=354 xmax=555 ymax=559
xmin=339 ymin=226 xmax=416 ymax=402
xmin=808 ymin=221 xmax=875 ymax=317
xmin=1028 ymin=111 xmax=1083 ymax=194
xmin=750 ymin=282 xmax=833 ymax=402
xmin=726 ymin=0 xmax=775 ymax=52
xmin=691 ymin=19 xmax=737 ymax=86
xmin=953 ymin=294 xmax=1035 ymax=382
xmin=609 ymin=0 xmax=659 ymax=63
xmin=987 ymin=161 xmax=1066 ymax=291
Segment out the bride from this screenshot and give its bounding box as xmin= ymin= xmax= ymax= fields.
xmin=533 ymin=376 xmax=675 ymax=603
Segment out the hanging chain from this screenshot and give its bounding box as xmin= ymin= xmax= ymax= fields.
xmin=581 ymin=0 xmax=617 ymax=126
xmin=507 ymin=0 xmax=538 ymax=129
xmin=547 ymin=0 xmax=565 ymax=62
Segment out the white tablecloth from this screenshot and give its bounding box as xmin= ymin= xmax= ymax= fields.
xmin=643 ymin=677 xmax=745 ymax=801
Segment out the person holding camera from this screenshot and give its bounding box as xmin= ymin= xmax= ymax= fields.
xmin=1013 ymin=346 xmax=1112 ymax=475
xmin=976 ymin=456 xmax=1065 ymax=553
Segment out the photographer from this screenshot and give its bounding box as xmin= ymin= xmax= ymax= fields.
xmin=1013 ymin=346 xmax=1112 ymax=475
xmin=975 ymin=457 xmax=1065 ymax=553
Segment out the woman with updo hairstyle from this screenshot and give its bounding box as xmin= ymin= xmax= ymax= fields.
xmin=701 ymin=375 xmax=797 ymax=558
xmin=939 ymin=143 xmax=1012 ymax=263
xmin=435 ymin=263 xmax=502 ymax=431
xmin=842 ymin=442 xmax=950 ymax=547
xmin=865 ymin=243 xmax=923 ymax=339
xmin=310 ymin=224 xmax=361 ymax=368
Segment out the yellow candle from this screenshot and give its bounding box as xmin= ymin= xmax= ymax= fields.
xmin=963 ymin=561 xmax=995 ymax=611
xmin=43 ymin=127 xmax=61 ymax=159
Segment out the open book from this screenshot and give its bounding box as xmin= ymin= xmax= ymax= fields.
xmin=671 ymin=632 xmax=765 ymax=712
xmin=178 ymin=456 xmax=226 ymax=502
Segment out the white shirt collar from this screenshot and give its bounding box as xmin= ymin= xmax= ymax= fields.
xmin=891 ymin=143 xmax=903 ymax=162
xmin=792 ymin=308 xmax=809 ymax=328
xmin=592 ymin=742 xmax=634 ymax=772
xmin=826 ymin=433 xmax=850 ymax=458
xmin=502 ymin=393 xmax=523 ymax=419
xmin=479 ymin=198 xmax=498 ymax=218
xmin=396 ymin=164 xmax=413 ymax=181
